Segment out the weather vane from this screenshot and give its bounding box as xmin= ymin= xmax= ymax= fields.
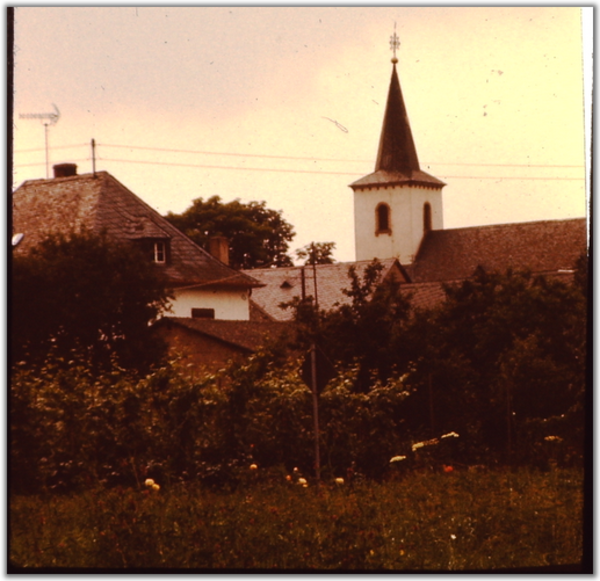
xmin=389 ymin=22 xmax=400 ymax=64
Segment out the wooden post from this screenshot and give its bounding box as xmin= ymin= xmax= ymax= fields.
xmin=311 ymin=344 xmax=321 ymax=488
xmin=428 ymin=372 xmax=435 ymax=438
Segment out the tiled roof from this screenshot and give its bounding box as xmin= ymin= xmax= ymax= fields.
xmin=12 ymin=171 xmax=261 ymax=290
xmin=243 ymin=258 xmax=409 ymax=321
xmin=400 ymin=281 xmax=447 ymax=311
xmin=159 ymin=317 xmax=292 ymax=352
xmin=351 ymin=168 xmax=445 ymax=190
xmin=408 ymin=218 xmax=587 ymax=283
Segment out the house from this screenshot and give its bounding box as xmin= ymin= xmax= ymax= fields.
xmin=245 ymin=40 xmax=587 ymax=318
xmin=11 ymin=164 xmax=262 ymax=321
xmin=151 ymin=317 xmax=292 ymax=374
xmin=243 ymin=258 xmax=409 ymax=322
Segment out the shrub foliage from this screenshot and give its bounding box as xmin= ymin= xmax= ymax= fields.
xmin=10 ymin=255 xmax=587 ymax=494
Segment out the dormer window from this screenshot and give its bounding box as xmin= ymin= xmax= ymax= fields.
xmin=153 ymin=241 xmax=166 ymax=263
xmin=376 ymin=203 xmax=391 ymax=235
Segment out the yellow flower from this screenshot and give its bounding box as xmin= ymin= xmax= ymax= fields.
xmin=151 ymin=483 xmax=160 ymax=492
xmin=297 ymin=477 xmax=307 ymax=485
xmin=249 ymin=463 xmax=258 ymax=470
xmin=144 ymin=478 xmax=155 ymax=487
xmin=334 ymin=477 xmax=344 ymax=485
xmin=390 ymin=455 xmax=407 ymax=463
xmin=544 ymin=435 xmax=563 ymax=442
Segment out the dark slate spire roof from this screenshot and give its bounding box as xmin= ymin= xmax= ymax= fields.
xmin=351 ymin=64 xmax=444 ymax=190
xmin=376 ymin=64 xmax=420 ymax=173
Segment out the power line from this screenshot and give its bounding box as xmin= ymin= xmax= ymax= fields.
xmin=94 ymin=156 xmax=585 ymax=181
xmin=98 ymin=143 xmax=586 ymax=169
xmin=13 ymin=141 xmax=585 ymax=170
xmin=98 ymin=157 xmax=364 ymax=177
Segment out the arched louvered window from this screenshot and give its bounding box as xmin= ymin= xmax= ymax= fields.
xmin=423 ymin=202 xmax=432 ymax=233
xmin=376 ymin=203 xmax=391 ymax=235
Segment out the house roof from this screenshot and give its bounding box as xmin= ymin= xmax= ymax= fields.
xmin=407 ymin=218 xmax=587 ymax=284
xmin=158 ymin=317 xmax=292 ymax=353
xmin=351 ymin=64 xmax=444 ymax=191
xmin=12 ymin=170 xmax=261 ymax=290
xmin=243 ymin=258 xmax=410 ymax=322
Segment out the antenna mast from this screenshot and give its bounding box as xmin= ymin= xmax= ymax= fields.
xmin=19 ymin=103 xmax=60 ymax=178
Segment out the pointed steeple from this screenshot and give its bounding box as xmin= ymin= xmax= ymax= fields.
xmin=375 ymin=63 xmax=420 ymax=173
xmin=351 ymin=30 xmax=444 ymax=190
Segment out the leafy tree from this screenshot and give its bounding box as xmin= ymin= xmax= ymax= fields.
xmin=296 ymin=242 xmax=336 ymax=265
xmin=165 ymin=195 xmax=295 ymax=269
xmin=286 ymin=259 xmax=413 ymax=393
xmin=401 ymin=266 xmax=587 ymax=463
xmin=11 ymin=229 xmax=171 ymax=371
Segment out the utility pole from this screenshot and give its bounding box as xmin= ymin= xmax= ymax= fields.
xmin=19 ymin=104 xmax=60 ymax=178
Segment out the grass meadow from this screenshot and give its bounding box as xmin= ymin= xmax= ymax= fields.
xmin=9 ymin=465 xmax=585 ymax=572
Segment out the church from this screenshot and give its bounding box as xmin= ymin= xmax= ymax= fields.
xmin=246 ymin=33 xmax=587 ymax=321
xmin=11 ymin=33 xmax=588 ymax=367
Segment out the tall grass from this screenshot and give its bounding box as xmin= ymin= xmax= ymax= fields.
xmin=9 ymin=466 xmax=584 ymax=571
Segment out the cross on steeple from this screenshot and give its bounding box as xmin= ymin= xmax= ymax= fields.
xmin=389 ymin=23 xmax=400 ymax=64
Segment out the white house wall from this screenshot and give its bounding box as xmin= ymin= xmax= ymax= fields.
xmin=354 ymin=185 xmax=443 ymax=263
xmin=168 ymin=288 xmax=250 ymax=320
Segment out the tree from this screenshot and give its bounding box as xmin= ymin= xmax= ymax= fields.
xmin=286 ymin=259 xmax=412 ymax=393
xmin=295 ymin=242 xmax=336 ymax=265
xmin=401 ymin=266 xmax=587 ymax=463
xmin=11 ymin=229 xmax=171 ymax=371
xmin=165 ymin=196 xmax=295 ymax=269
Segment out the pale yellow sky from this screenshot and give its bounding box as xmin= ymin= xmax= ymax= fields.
xmin=12 ymin=7 xmax=590 ymax=262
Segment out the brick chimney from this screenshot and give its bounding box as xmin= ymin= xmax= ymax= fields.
xmin=53 ymin=163 xmax=77 ymax=178
xmin=208 ymin=236 xmax=230 ymax=265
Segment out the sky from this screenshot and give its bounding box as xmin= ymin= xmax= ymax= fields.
xmin=11 ymin=6 xmax=590 ymax=263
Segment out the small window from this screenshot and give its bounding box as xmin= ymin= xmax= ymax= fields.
xmin=191 ymin=308 xmax=215 ymax=319
xmin=423 ymin=202 xmax=432 ymax=233
xmin=376 ymin=203 xmax=391 ymax=235
xmin=153 ymin=241 xmax=166 ymax=263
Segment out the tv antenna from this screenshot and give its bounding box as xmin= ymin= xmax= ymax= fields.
xmin=19 ymin=103 xmax=60 ymax=178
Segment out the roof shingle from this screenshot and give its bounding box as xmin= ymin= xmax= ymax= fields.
xmin=12 ymin=171 xmax=261 ymax=290
xmin=159 ymin=317 xmax=291 ymax=352
xmin=408 ymin=218 xmax=587 ymax=283
xmin=243 ymin=258 xmax=409 ymax=321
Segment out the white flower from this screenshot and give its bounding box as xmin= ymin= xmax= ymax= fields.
xmin=412 ymin=442 xmax=425 ymax=451
xmin=151 ymin=483 xmax=160 ymax=492
xmin=144 ymin=478 xmax=155 ymax=487
xmin=297 ymin=477 xmax=307 ymax=485
xmin=441 ymin=431 xmax=460 ymax=439
xmin=390 ymin=455 xmax=407 ymax=463
xmin=450 ymin=534 xmax=457 ymax=540
xmin=249 ymin=463 xmax=258 ymax=470
xmin=334 ymin=477 xmax=344 ymax=485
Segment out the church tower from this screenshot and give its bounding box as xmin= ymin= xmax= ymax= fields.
xmin=350 ymin=31 xmax=445 ymax=264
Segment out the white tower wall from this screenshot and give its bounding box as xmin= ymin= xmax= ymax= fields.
xmin=354 ymin=185 xmax=443 ymax=263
